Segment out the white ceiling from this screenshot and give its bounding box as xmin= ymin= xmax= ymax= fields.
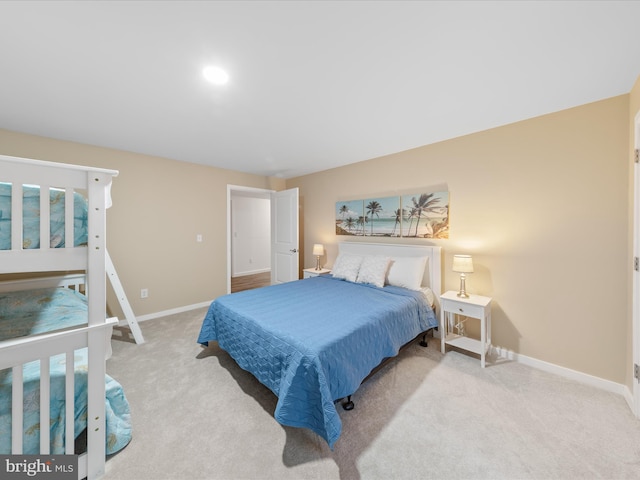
xmin=1 ymin=1 xmax=639 ymax=179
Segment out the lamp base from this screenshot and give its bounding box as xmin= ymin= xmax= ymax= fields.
xmin=315 ymin=256 xmax=321 ymax=271
xmin=457 ymin=273 xmax=469 ymax=298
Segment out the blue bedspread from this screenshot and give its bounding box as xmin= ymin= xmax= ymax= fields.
xmin=197 ymin=275 xmax=437 ymax=448
xmin=0 ymin=182 xmax=88 ymax=250
xmin=0 ymin=288 xmax=131 ymax=455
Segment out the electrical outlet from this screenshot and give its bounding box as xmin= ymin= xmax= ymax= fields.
xmin=196 ymin=234 xmax=203 ymax=242
xmin=140 ymin=288 xmax=148 ymax=299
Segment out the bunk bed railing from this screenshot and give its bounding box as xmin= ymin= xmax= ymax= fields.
xmin=0 ymin=154 xmax=120 ymax=479
xmin=0 ymin=318 xmax=117 ymax=479
xmin=0 ymin=156 xmax=116 ymax=276
xmin=0 ymin=273 xmax=86 ymax=294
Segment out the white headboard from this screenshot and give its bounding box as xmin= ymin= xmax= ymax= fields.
xmin=338 ymin=242 xmax=442 ymax=305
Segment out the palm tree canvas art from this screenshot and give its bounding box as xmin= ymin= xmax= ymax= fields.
xmin=336 ymin=191 xmax=449 ymax=238
xmin=401 ymin=191 xmax=449 ymax=239
xmin=335 ymin=200 xmax=364 ymax=235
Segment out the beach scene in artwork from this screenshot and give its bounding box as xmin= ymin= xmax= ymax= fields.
xmin=336 ymin=191 xmax=449 ymax=238
xmin=335 ymin=196 xmax=402 ymax=237
xmin=400 ymin=191 xmax=449 ymax=239
xmin=335 ymin=200 xmax=364 ymax=235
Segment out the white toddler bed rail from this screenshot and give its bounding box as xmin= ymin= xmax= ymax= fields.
xmin=0 ymin=154 xmax=119 ymax=479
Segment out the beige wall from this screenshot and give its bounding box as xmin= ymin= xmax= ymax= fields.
xmin=0 ymin=91 xmax=634 ymax=384
xmin=0 ymin=129 xmax=285 ymax=316
xmin=288 ymin=95 xmax=630 ymax=383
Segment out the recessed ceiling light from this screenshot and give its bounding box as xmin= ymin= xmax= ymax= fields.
xmin=203 ymin=65 xmax=229 ymax=85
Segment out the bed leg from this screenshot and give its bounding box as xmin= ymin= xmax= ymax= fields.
xmin=419 ymin=327 xmax=437 ymax=347
xmin=342 ymin=395 xmax=354 ymax=411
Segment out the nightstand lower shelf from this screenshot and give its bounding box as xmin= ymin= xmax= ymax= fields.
xmin=444 ymin=334 xmax=489 ymax=356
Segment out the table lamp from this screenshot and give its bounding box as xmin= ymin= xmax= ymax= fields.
xmin=452 ymin=254 xmax=473 ymax=298
xmin=313 ymin=244 xmax=324 ymax=270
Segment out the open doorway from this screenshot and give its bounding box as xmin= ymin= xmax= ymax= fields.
xmin=227 ymin=186 xmax=273 ymax=293
xmin=227 ymin=185 xmax=300 ymax=294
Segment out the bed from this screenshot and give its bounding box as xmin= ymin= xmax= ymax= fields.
xmin=0 ymin=154 xmax=130 ymax=479
xmin=198 ymin=242 xmax=442 ymax=448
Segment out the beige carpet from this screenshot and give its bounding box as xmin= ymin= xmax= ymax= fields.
xmin=103 ymin=307 xmax=640 ymax=480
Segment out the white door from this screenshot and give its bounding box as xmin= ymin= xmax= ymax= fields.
xmin=271 ymin=187 xmax=299 ymax=284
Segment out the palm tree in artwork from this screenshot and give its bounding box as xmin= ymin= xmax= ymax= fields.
xmin=356 ymin=215 xmax=368 ymax=235
xmin=366 ymin=200 xmax=382 ymax=235
xmin=405 ymin=206 xmax=418 ymax=237
xmin=410 ymin=193 xmax=442 ymax=236
xmin=392 ymin=208 xmax=403 ymax=236
xmin=344 ymin=216 xmax=356 ymax=233
xmin=337 ymin=205 xmax=349 ymax=233
xmin=424 ymin=205 xmax=449 ymax=239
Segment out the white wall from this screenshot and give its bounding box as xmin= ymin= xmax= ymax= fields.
xmin=231 ymin=195 xmax=271 ymax=276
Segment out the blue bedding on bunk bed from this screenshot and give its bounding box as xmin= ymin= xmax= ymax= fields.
xmin=0 ymin=288 xmax=132 ymax=455
xmin=0 ymin=288 xmax=89 ymax=340
xmin=0 ymin=182 xmax=88 ymax=250
xmin=197 ymin=275 xmax=437 ymax=448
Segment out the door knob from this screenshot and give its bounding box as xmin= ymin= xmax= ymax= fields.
xmin=290 ymin=248 xmax=298 ymax=253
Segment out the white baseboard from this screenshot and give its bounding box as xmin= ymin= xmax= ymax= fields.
xmin=491 ymin=345 xmax=627 ymax=397
xmin=623 ymin=385 xmax=635 ymax=412
xmin=117 ymin=301 xmax=212 ymax=326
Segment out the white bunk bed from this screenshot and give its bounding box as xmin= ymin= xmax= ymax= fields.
xmin=0 ymin=154 xmax=132 ymax=479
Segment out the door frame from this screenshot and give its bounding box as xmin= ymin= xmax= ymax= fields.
xmin=227 ymin=184 xmax=274 ymax=294
xmin=633 ymin=110 xmax=640 ymax=417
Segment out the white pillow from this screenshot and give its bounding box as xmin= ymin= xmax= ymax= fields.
xmin=356 ymin=255 xmax=391 ymax=288
xmin=331 ymin=253 xmax=363 ymax=283
xmin=386 ymin=256 xmax=428 ymax=291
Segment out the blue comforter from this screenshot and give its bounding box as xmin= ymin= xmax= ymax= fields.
xmin=197 ymin=275 xmax=437 ymax=448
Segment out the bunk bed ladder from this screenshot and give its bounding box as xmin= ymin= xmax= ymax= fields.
xmin=106 ymin=250 xmax=145 ymax=344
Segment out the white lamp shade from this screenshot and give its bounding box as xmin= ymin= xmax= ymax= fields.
xmin=452 ymin=254 xmax=474 ymax=273
xmin=312 ymin=244 xmax=324 ymax=256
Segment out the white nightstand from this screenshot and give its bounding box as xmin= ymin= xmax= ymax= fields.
xmin=440 ymin=290 xmax=492 ymax=367
xmin=303 ymin=268 xmax=331 ymax=279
